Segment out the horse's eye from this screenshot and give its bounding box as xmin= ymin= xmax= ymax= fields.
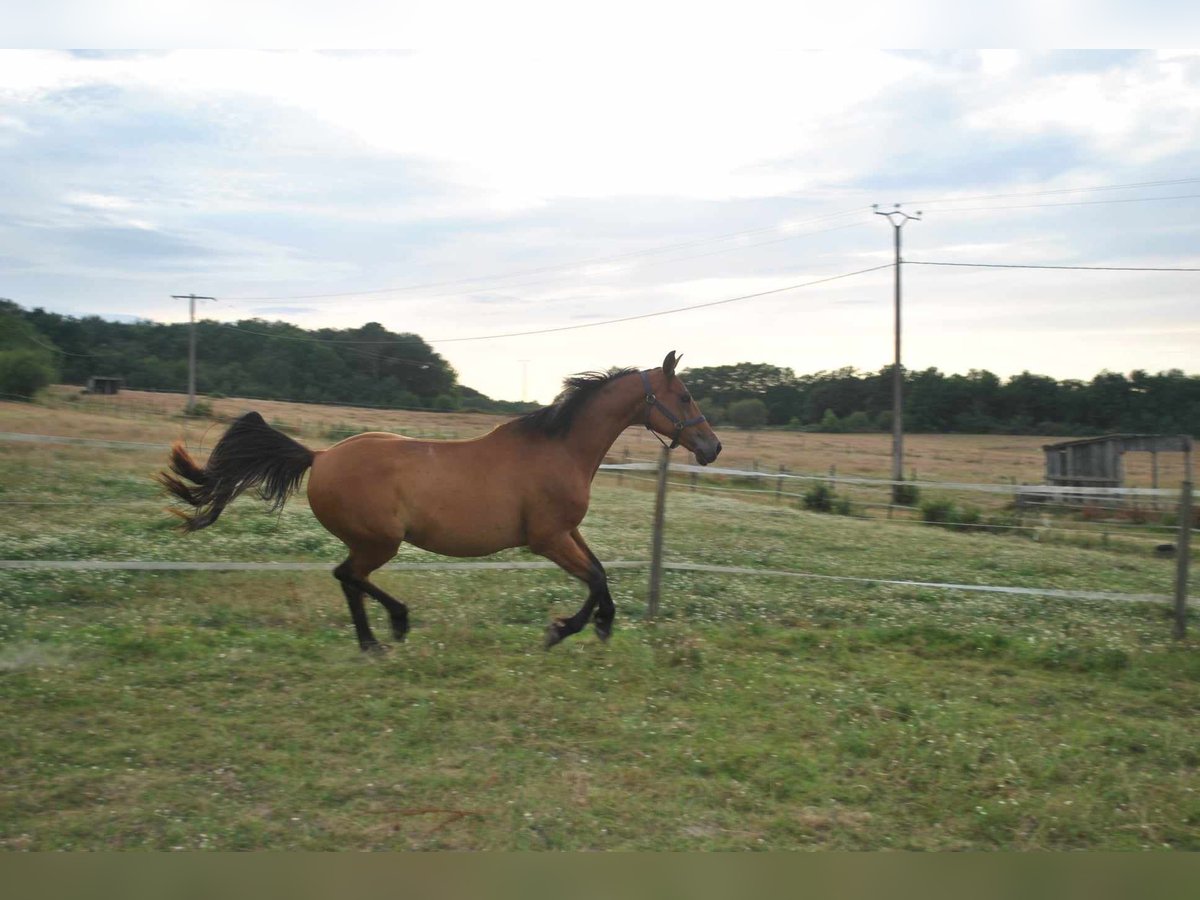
xmin=681 ymin=394 xmax=692 ymax=404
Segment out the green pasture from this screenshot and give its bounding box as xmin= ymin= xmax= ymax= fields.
xmin=1 ymin=436 xmax=1198 ymax=850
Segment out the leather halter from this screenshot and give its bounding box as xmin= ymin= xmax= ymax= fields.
xmin=640 ymin=369 xmax=706 ymax=450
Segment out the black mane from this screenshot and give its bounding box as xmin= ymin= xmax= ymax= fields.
xmin=514 ymin=368 xmax=639 ymax=438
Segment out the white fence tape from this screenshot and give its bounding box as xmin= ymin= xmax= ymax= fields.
xmin=0 ymin=557 xmax=1172 ymax=605
xmin=1 ymin=430 xmax=1178 ymax=499
xmin=600 ymin=461 xmax=1178 ymax=498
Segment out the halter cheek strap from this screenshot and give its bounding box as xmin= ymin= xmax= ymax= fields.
xmin=640 ymin=369 xmax=707 ymax=450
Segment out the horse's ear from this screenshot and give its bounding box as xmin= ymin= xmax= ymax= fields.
xmin=662 ymin=350 xmax=680 ymax=381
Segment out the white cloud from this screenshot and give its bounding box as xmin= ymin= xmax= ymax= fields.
xmin=965 ymin=54 xmax=1200 ymax=164
xmin=3 ymin=49 xmax=1200 ymax=401
xmin=2 ymin=49 xmax=924 ymax=206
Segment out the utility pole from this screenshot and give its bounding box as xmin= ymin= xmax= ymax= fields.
xmin=873 ymin=205 xmax=921 ymax=502
xmin=172 ymin=294 xmax=215 ymax=413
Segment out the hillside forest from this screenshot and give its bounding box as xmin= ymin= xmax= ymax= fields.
xmin=2 ymin=300 xmax=1198 ymax=436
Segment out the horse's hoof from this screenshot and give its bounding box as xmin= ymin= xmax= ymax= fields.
xmin=544 ymin=619 xmax=568 ymax=650
xmin=360 ymin=641 xmax=390 ymax=653
xmin=594 ymin=621 xmax=613 ymax=641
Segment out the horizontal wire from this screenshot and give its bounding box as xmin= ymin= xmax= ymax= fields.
xmin=192 ymin=260 xmax=892 ymax=348
xmin=425 ymin=264 xmax=894 ymax=343
xmin=902 ymin=176 xmax=1200 ymax=207
xmin=602 ymin=472 xmax=1188 ymax=536
xmin=0 ymin=557 xmax=1171 ymax=605
xmin=908 ymin=260 xmax=1200 ymax=273
xmin=220 ymin=207 xmax=871 ymax=302
xmin=916 ymin=192 xmax=1200 ymax=213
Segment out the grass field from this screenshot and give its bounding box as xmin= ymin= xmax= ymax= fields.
xmin=37 ymin=383 xmax=1123 ymax=484
xmin=1 ymin=397 xmax=1198 ymax=850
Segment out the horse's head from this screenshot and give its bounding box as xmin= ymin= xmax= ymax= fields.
xmin=641 ymin=351 xmax=722 ymax=466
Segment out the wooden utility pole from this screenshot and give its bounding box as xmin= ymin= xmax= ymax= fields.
xmin=172 ymin=294 xmax=215 ymax=413
xmin=873 ymin=205 xmax=921 ymax=503
xmin=647 ymin=446 xmax=671 ymax=619
xmin=1175 ymin=480 xmax=1193 ymax=639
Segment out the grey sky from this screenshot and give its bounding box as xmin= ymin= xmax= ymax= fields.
xmin=2 ymin=48 xmax=1198 ymax=401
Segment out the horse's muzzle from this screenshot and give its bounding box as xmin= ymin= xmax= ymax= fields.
xmin=693 ymin=438 xmax=722 ymax=467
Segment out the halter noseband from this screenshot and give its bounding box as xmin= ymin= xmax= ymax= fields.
xmin=640 ymin=369 xmax=706 ymax=450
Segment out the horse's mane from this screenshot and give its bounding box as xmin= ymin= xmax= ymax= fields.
xmin=513 ymin=368 xmax=639 ymax=438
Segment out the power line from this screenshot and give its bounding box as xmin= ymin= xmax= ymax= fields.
xmin=909 ymin=260 xmax=1200 ymax=272
xmin=219 ymin=220 xmax=871 ymax=310
xmin=210 ymin=263 xmax=893 ymax=347
xmin=24 ymin=333 xmax=95 ymax=357
xmin=904 ymin=176 xmax=1200 ymax=207
xmin=424 ymin=264 xmax=893 ymax=344
xmin=218 ymin=206 xmax=870 ymax=303
xmin=205 ymin=179 xmax=1200 ymax=306
xmin=918 ymin=192 xmax=1200 ymax=213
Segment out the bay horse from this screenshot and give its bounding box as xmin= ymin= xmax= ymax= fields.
xmin=157 ymin=351 xmax=721 ymax=651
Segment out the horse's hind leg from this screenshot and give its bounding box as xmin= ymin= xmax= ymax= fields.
xmin=578 ymin=538 xmax=615 ymax=641
xmin=335 ymin=573 xmax=379 ymax=651
xmin=333 ymin=542 xmax=406 ymax=651
xmin=536 ymin=529 xmax=612 ymax=649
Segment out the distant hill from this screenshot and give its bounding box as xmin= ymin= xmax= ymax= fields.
xmin=1 ymin=299 xmax=538 ymax=414
xmin=3 ymin=300 xmax=1197 ymax=434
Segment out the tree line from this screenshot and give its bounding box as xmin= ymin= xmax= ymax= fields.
xmin=3 ymin=301 xmax=1197 ymax=435
xmin=0 ymin=300 xmax=536 ymax=413
xmin=681 ymin=362 xmax=1200 ymax=436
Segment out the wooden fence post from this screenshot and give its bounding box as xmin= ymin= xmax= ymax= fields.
xmin=776 ymin=464 xmax=785 ymax=503
xmin=647 ymin=446 xmax=671 ymax=620
xmin=1174 ymin=480 xmax=1193 ymax=640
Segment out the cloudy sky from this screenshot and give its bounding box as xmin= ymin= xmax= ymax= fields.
xmin=2 ymin=48 xmax=1199 ymax=402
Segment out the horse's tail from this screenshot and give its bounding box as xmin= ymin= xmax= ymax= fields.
xmin=157 ymin=411 xmax=315 ymax=532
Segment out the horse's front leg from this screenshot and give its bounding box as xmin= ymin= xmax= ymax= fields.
xmin=533 ymin=529 xmax=612 ymax=649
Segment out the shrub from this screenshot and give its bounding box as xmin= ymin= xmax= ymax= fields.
xmin=921 ymin=499 xmax=995 ymax=533
xmin=958 ymin=505 xmax=982 ymax=529
xmin=183 ymin=399 xmax=214 ymax=418
xmin=818 ymin=409 xmax=842 ymax=432
xmin=802 ymin=483 xmax=835 ymax=513
xmin=697 ymin=399 xmax=724 ymax=426
xmin=842 ymin=410 xmax=875 ymax=432
xmin=324 ymin=422 xmax=361 ymax=441
xmin=727 ymin=398 xmax=768 ymax=429
xmin=0 ymin=350 xmax=55 ymax=400
xmin=921 ymin=498 xmax=957 ymax=526
xmin=892 ymin=482 xmax=920 ymax=506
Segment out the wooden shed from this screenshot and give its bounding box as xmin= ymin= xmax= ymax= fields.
xmin=85 ymin=376 xmax=123 ymax=395
xmin=1042 ymin=434 xmax=1193 ymax=490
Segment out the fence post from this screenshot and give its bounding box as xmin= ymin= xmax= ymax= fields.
xmin=1174 ymin=480 xmax=1193 ymax=640
xmin=647 ymin=446 xmax=671 ymax=620
xmin=776 ymin=464 xmax=785 ymax=503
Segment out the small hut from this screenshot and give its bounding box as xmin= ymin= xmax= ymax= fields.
xmin=85 ymin=376 xmax=123 ymax=395
xmin=1042 ymin=434 xmax=1193 ymax=490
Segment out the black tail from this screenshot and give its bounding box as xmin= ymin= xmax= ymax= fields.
xmin=157 ymin=411 xmax=315 ymax=532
